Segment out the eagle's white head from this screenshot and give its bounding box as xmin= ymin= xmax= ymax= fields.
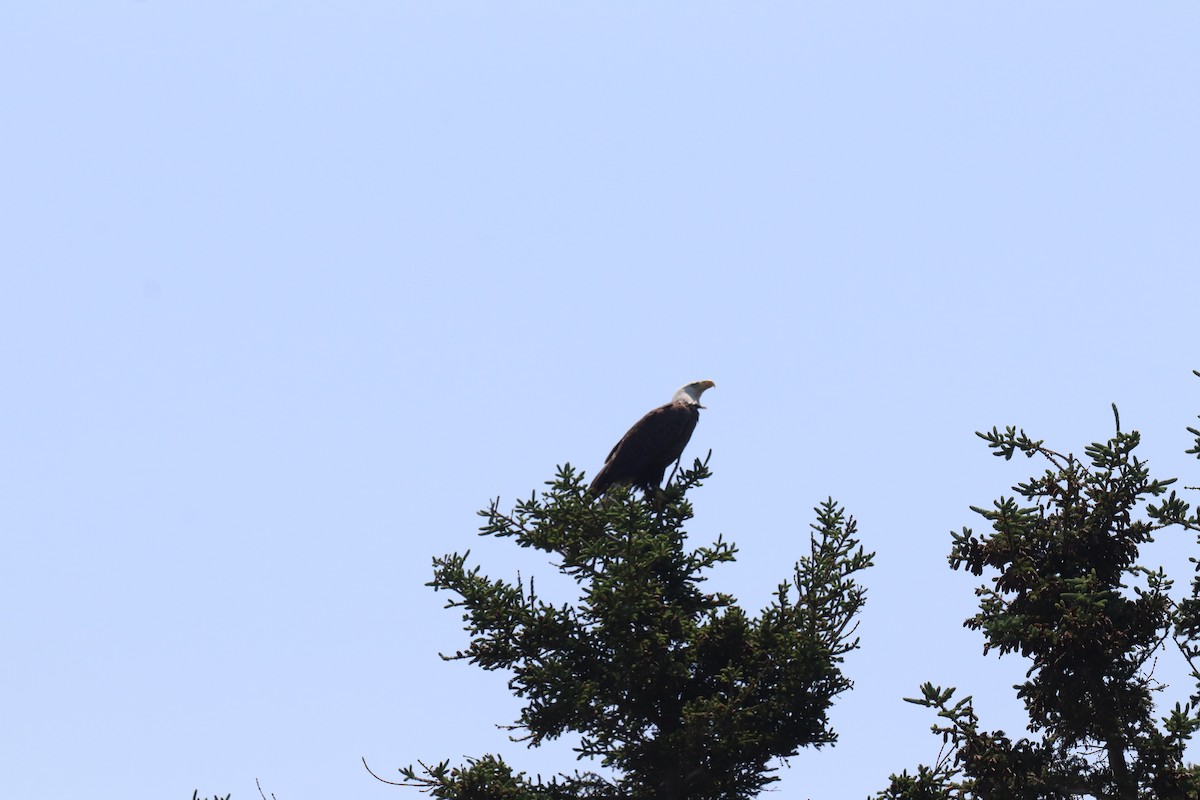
xmin=673 ymin=379 xmax=716 ymax=407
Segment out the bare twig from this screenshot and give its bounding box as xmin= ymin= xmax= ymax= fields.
xmin=665 ymin=455 xmax=683 ymax=487
xmin=363 ymin=756 xmax=415 ymax=787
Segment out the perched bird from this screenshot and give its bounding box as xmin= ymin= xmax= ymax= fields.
xmin=589 ymin=380 xmax=715 ymax=497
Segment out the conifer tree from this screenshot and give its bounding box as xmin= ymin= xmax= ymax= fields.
xmin=385 ymin=458 xmax=873 ymax=800
xmin=880 ymin=379 xmax=1200 ymax=800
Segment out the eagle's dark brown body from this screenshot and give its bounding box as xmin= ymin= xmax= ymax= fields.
xmin=589 ymin=398 xmax=702 ymax=496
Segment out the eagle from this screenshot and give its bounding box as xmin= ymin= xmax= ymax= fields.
xmin=589 ymin=380 xmax=715 ymax=497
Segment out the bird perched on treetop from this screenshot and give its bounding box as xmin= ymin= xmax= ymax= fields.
xmin=588 ymin=380 xmax=715 ymax=497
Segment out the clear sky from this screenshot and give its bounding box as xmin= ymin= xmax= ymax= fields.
xmin=4 ymin=4 xmax=1199 ymax=799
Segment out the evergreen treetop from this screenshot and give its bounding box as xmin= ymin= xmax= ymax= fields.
xmin=389 ymin=458 xmax=873 ymax=800
xmin=880 ymin=387 xmax=1200 ymax=800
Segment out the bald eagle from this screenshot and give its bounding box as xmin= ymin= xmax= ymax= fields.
xmin=589 ymin=380 xmax=715 ymax=497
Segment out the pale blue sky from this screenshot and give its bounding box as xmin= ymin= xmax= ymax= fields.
xmin=4 ymin=4 xmax=1199 ymax=799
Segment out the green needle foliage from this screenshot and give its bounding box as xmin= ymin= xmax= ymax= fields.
xmin=879 ymin=385 xmax=1200 ymax=800
xmin=393 ymin=458 xmax=873 ymax=800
